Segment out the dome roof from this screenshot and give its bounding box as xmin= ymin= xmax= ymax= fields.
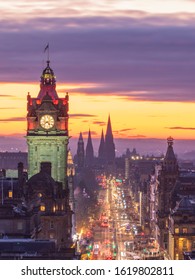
xmin=27 ymin=171 xmax=56 ymax=196
xmin=41 ymin=60 xmax=56 ymax=85
xmin=37 ymin=60 xmax=58 ymax=100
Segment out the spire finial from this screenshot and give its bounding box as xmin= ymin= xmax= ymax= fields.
xmin=167 ymin=136 xmax=174 ymax=147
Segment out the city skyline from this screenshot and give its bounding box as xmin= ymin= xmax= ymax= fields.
xmin=1 ymin=1 xmax=195 ymax=153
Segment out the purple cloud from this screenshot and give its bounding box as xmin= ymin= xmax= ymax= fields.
xmin=127 ymin=134 xmax=146 ymax=138
xmin=0 ymin=107 xmax=17 ymax=109
xmin=69 ymin=114 xmax=97 ymax=118
xmin=93 ymin=121 xmax=106 ymax=126
xmin=0 ymin=14 xmax=195 ymax=103
xmin=0 ymin=94 xmax=15 ymax=97
xmin=0 ymin=117 xmax=26 ymax=122
xmin=166 ymin=126 xmax=195 ymax=130
xmin=119 ymin=128 xmax=135 ymax=132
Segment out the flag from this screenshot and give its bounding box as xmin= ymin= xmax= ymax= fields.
xmin=44 ymin=43 xmax=49 ymax=52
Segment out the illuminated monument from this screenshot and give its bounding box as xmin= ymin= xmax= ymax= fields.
xmin=25 ymin=60 xmax=74 ymax=250
xmin=26 ymin=60 xmax=69 ymax=188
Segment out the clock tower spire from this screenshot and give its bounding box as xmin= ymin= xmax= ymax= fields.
xmin=37 ymin=60 xmax=58 ymax=100
xmin=26 ymin=61 xmax=69 ymax=188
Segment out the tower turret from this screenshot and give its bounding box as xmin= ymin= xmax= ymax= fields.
xmin=162 ymin=136 xmax=178 ymax=173
xmin=158 ymin=137 xmax=179 ymax=211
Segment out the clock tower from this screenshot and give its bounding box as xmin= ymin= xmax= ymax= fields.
xmin=26 ymin=60 xmax=69 ymax=188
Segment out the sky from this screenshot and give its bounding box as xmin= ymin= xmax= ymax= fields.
xmin=1 ymin=0 xmax=195 ymax=156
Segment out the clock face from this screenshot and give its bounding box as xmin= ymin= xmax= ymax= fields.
xmin=40 ymin=114 xmax=54 ymax=129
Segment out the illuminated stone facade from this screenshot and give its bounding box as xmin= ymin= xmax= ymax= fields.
xmin=26 ymin=60 xmax=69 ymax=188
xmin=25 ymin=61 xmax=73 ymax=248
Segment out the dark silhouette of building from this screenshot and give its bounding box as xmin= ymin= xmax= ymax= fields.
xmin=0 ymin=239 xmax=79 ymax=260
xmin=105 ymin=114 xmax=115 ymax=165
xmin=0 ymin=162 xmax=39 ymax=239
xmin=85 ymin=129 xmax=94 ymax=167
xmin=147 ymin=138 xmax=195 ymax=259
xmin=98 ymin=129 xmax=105 ymax=165
xmin=25 ymin=162 xmax=72 ymax=248
xmin=77 ymin=132 xmax=85 ymax=169
xmin=169 ymin=195 xmax=195 ymax=259
xmin=157 ymin=137 xmax=179 ymax=250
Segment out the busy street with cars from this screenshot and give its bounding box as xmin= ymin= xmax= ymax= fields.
xmin=77 ymin=175 xmax=164 ymax=260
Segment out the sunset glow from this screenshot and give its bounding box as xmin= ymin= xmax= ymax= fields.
xmin=1 ymin=0 xmax=195 ymax=154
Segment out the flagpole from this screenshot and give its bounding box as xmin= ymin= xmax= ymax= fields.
xmin=44 ymin=43 xmax=50 ymax=63
xmin=47 ymin=44 xmax=50 ymax=61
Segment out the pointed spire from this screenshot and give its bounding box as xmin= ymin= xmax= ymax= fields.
xmin=105 ymin=114 xmax=115 ymax=164
xmin=98 ymin=129 xmax=105 ymax=161
xmin=164 ymin=137 xmax=177 ymax=162
xmin=106 ymin=114 xmax=112 ymax=137
xmin=163 ymin=136 xmax=178 ymax=173
xmin=85 ymin=129 xmax=94 ymax=167
xmin=78 ymin=132 xmax=83 ymax=142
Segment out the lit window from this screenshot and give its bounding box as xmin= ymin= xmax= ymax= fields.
xmin=175 ymin=228 xmax=179 ymax=234
xmin=40 ymin=205 xmax=45 ymax=211
xmin=183 ymin=228 xmax=188 ymax=234
xmin=8 ymin=190 xmax=13 ymax=198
